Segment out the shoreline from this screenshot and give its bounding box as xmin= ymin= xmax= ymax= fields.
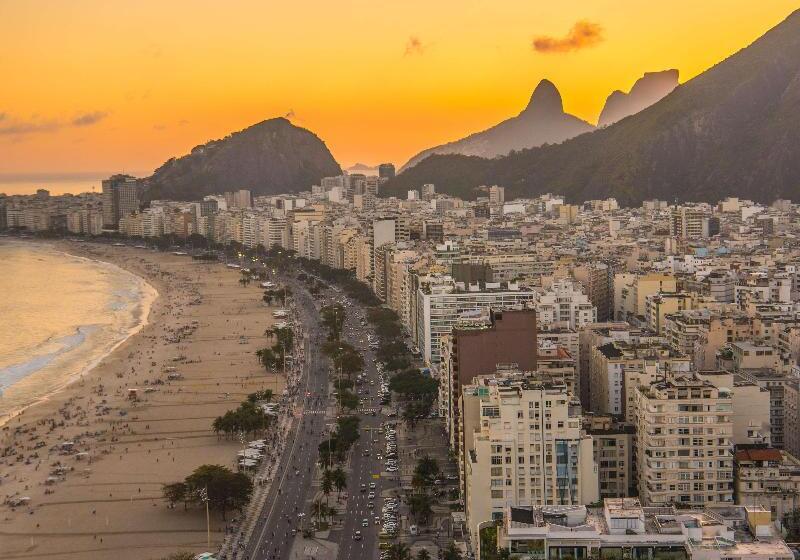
xmin=0 ymin=241 xmax=159 ymax=428
xmin=1 ymin=241 xmax=283 ymax=560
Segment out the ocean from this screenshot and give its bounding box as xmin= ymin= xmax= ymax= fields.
xmin=0 ymin=240 xmax=157 ymax=424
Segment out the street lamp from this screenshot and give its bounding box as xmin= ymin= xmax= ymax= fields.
xmin=198 ymin=486 xmax=211 ymax=548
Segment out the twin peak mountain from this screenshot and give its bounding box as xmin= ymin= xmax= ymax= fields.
xmin=401 ymin=70 xmax=679 ymax=171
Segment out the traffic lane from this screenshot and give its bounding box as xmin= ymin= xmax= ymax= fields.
xmin=250 ymin=327 xmax=328 ymax=556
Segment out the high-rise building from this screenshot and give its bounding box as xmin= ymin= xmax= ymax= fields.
xmin=378 ymin=163 xmax=395 ymax=180
xmin=439 ymin=309 xmax=538 ymax=452
xmin=670 ymin=206 xmax=714 ymax=239
xmin=461 ymin=374 xmax=598 ymax=546
xmin=635 ymin=374 xmax=734 ymax=507
xmin=102 ymin=174 xmax=143 ymax=228
xmin=415 ymin=278 xmax=538 ymax=364
xmin=573 ymin=263 xmax=613 ymax=322
xmin=488 ymin=185 xmax=505 ymax=205
xmin=583 ymin=414 xmax=635 ymax=499
xmin=535 ymin=279 xmax=597 ymax=330
xmin=421 ymin=183 xmax=436 ymax=201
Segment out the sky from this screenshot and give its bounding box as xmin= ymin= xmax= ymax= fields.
xmin=0 ymin=1 xmax=797 ymax=193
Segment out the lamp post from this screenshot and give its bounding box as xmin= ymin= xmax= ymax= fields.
xmin=199 ymin=486 xmax=210 ymax=549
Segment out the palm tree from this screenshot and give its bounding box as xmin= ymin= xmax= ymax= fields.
xmin=321 ymin=469 xmax=334 ymax=504
xmin=388 ymin=543 xmax=411 ymax=560
xmin=417 ymin=550 xmax=431 ymax=560
xmin=332 ymin=467 xmax=347 ymax=500
xmin=310 ymin=499 xmax=328 ymax=525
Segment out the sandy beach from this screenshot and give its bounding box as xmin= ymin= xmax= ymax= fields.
xmin=0 ymin=242 xmax=284 ymax=559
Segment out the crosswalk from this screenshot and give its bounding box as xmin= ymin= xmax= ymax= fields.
xmin=303 ymin=409 xmax=326 ymax=415
xmin=358 ymin=407 xmax=379 ymax=414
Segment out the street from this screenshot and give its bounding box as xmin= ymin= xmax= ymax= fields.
xmin=242 ymin=271 xmax=399 ymax=560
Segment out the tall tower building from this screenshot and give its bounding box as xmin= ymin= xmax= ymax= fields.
xmin=102 ymin=174 xmax=143 ymax=228
xmin=378 ymin=163 xmax=395 ymax=180
xmin=635 ymin=374 xmax=734 ymax=507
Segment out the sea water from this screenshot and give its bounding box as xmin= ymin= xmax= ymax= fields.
xmin=0 ymin=240 xmax=157 ymax=424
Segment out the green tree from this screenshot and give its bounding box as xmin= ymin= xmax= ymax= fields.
xmin=184 ymin=464 xmax=253 ymax=520
xmin=387 ymin=543 xmax=412 ymax=560
xmin=417 ymin=550 xmax=432 ymax=560
xmin=784 ymin=508 xmax=800 ymax=541
xmin=338 ymin=390 xmax=359 ymax=411
xmin=412 ymin=456 xmax=439 ymax=489
xmin=332 ymin=467 xmax=347 ymax=499
xmin=322 ymin=469 xmax=334 ymax=503
xmin=442 ymin=542 xmax=462 ymax=560
xmin=162 ymin=482 xmax=188 ymax=510
xmin=407 ymin=493 xmax=434 ymax=524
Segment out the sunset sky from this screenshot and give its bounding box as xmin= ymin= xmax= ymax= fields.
xmin=0 ymin=1 xmax=797 ymax=193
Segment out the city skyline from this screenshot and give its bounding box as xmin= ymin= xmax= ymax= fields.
xmin=1 ymin=1 xmax=797 ymax=187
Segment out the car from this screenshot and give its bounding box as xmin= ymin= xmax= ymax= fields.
xmin=360 ymin=483 xmax=367 ymax=492
xmin=368 ymin=492 xmax=375 ymax=499
xmin=369 ymin=482 xmax=376 ymax=489
xmin=353 ymin=531 xmax=362 ymax=540
xmin=368 ymin=501 xmax=374 ymax=508
xmin=362 ymin=518 xmax=369 ymax=527
xmin=386 ymin=466 xmax=398 ymax=472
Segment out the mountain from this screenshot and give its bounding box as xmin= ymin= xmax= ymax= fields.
xmin=401 ymin=80 xmax=594 ymax=171
xmin=383 ymin=10 xmax=800 ymax=205
xmin=598 ymin=69 xmax=679 ymax=127
xmin=145 ymin=117 xmax=341 ymax=201
xmin=346 ymin=163 xmax=378 ymax=175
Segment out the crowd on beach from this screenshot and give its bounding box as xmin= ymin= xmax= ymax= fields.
xmin=1 ymin=243 xmax=287 ymax=559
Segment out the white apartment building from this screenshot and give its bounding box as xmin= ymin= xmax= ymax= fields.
xmin=415 ymin=278 xmax=537 ymax=364
xmin=535 ymin=279 xmax=597 ymax=330
xmin=461 ymin=376 xmax=598 ymax=550
xmin=635 ymin=374 xmax=734 ymax=507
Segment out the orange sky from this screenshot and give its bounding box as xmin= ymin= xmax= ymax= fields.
xmin=0 ymin=1 xmax=797 ymax=193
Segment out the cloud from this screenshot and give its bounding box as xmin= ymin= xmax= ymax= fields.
xmin=532 ymin=20 xmax=604 ymax=54
xmin=0 ymin=119 xmax=61 ymax=136
xmin=153 ymin=123 xmax=167 ymax=131
xmin=404 ymin=35 xmax=425 ymax=56
xmin=71 ymin=111 xmax=108 ymax=127
xmin=0 ymin=110 xmax=109 ymax=137
xmin=285 ymin=109 xmax=296 ymax=119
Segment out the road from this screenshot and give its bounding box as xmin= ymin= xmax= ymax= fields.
xmin=243 ymin=284 xmax=329 ymax=560
xmin=334 ymin=302 xmax=399 ymax=560
xmin=243 ymin=273 xmax=399 ymax=560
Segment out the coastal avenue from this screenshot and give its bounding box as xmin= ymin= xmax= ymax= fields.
xmin=242 ymin=281 xmax=328 ymax=560
xmin=243 ymin=271 xmax=397 ymax=560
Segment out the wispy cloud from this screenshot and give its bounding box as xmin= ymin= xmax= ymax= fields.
xmin=532 ymin=20 xmax=604 ymax=54
xmin=72 ymin=111 xmax=108 ymax=127
xmin=0 ymin=110 xmax=109 ymax=137
xmin=404 ymin=35 xmax=425 ymax=56
xmin=285 ymin=109 xmax=296 ymax=119
xmin=0 ymin=119 xmax=61 ymax=136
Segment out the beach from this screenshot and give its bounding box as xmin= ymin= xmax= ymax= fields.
xmin=0 ymin=242 xmax=283 ymax=559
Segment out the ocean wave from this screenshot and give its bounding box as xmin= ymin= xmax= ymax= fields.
xmin=0 ymin=325 xmax=99 ymax=392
